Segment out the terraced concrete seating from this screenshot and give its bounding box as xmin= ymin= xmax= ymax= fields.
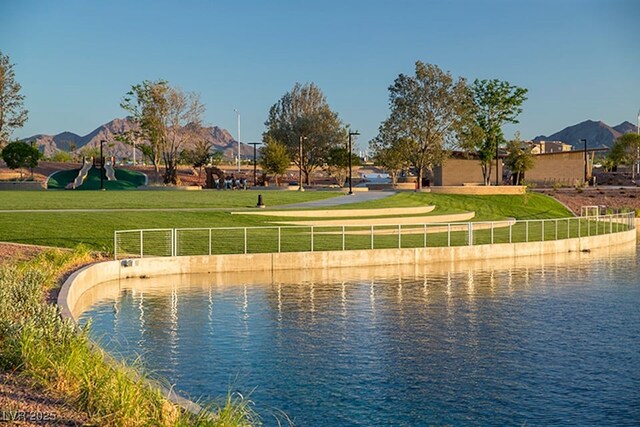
xmin=272 ymin=211 xmax=476 ymax=226
xmin=104 ymin=160 xmax=116 ymax=181
xmin=232 ymin=206 xmax=436 ymax=218
xmin=66 ymin=158 xmax=93 ymax=189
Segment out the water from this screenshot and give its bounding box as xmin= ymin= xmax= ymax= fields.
xmin=78 ymin=245 xmax=640 ymax=426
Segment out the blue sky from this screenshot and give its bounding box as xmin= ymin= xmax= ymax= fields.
xmin=1 ymin=0 xmax=639 ymax=151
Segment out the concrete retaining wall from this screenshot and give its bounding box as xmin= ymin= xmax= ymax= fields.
xmin=430 ymin=186 xmax=526 ymax=195
xmin=60 ymin=229 xmax=636 ymax=321
xmin=0 ymin=181 xmax=44 ymax=190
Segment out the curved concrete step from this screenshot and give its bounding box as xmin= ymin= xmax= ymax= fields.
xmin=233 ymin=206 xmax=435 ymax=218
xmin=272 ymin=211 xmax=476 ymax=226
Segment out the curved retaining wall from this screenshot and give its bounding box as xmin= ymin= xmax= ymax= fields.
xmin=59 ymin=229 xmax=636 ymax=321
xmin=430 ymin=186 xmax=526 ymax=195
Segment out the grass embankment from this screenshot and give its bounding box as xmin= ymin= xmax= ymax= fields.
xmin=47 ymin=168 xmax=147 ymax=190
xmin=0 ymin=190 xmax=575 ymax=251
xmin=0 ymin=247 xmax=259 ymax=426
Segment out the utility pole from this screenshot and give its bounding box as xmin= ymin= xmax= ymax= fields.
xmin=348 ymin=131 xmax=360 ymax=195
xmin=234 ymin=109 xmax=241 ymax=172
xmin=581 ymin=138 xmax=587 ymax=185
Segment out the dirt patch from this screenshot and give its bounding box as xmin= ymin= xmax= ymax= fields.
xmin=538 ymin=187 xmax=640 ymax=215
xmin=0 ymin=244 xmax=47 ymax=264
xmin=0 ymin=371 xmax=88 ymax=426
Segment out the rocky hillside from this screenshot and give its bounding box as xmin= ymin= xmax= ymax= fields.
xmin=534 ymin=120 xmax=638 ymax=149
xmin=23 ymin=118 xmax=256 ymax=160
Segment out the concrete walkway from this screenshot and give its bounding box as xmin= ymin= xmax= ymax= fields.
xmin=280 ymin=191 xmax=395 ymax=209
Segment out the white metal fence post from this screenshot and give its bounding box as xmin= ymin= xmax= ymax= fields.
xmin=578 ymin=217 xmax=581 ymax=237
xmin=342 ymin=226 xmax=345 ymax=251
xmin=448 ymin=224 xmax=451 ymax=247
xmin=398 ymin=224 xmax=402 ymax=248
xmin=468 ymin=223 xmax=473 ymax=246
xmin=587 ymin=218 xmax=590 ymax=236
xmin=244 ymin=227 xmax=247 ymax=254
xmin=208 ymin=228 xmax=212 ymax=256
xmin=491 ymin=222 xmax=494 ymax=244
xmin=509 ymin=222 xmax=512 ymax=243
xmin=311 ymin=226 xmax=314 ymax=252
xmin=371 ymin=225 xmax=374 ymax=249
xmin=555 ymin=219 xmax=558 ymax=240
xmin=424 ymin=224 xmax=427 ymax=247
xmin=542 ymin=220 xmax=545 ymax=242
xmin=114 ymin=231 xmax=118 ymax=260
xmin=278 ymin=227 xmax=281 ymax=253
xmin=140 ymin=230 xmax=144 ymax=258
xmin=525 ymin=221 xmax=529 ymax=243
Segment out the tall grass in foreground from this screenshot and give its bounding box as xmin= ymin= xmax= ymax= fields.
xmin=0 ymin=247 xmax=261 ymax=426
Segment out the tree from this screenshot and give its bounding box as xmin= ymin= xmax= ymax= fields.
xmin=263 ymin=82 xmax=347 ymax=185
xmin=373 ymin=61 xmax=470 ymax=189
xmin=183 ymin=139 xmax=214 ymax=177
xmin=122 ymin=80 xmax=206 ymax=184
xmin=325 ymin=146 xmax=361 ymax=187
xmin=609 ymin=133 xmax=640 ymax=179
xmin=259 ymin=137 xmax=290 ymax=186
xmin=469 ymin=79 xmax=528 ymax=185
xmin=1 ymin=141 xmax=40 ymax=179
xmin=0 ymin=51 xmax=28 ymax=148
xmin=504 ymin=132 xmax=535 ymax=185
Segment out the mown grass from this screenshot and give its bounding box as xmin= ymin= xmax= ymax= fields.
xmin=0 ymin=189 xmax=340 ymax=210
xmin=0 ymin=247 xmax=260 ymax=426
xmin=0 ymin=192 xmax=576 ymax=251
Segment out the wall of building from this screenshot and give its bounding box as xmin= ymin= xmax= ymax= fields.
xmin=433 ymin=158 xmax=503 ymax=186
xmin=527 ymin=151 xmax=592 ymax=186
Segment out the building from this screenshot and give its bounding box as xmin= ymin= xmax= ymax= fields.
xmin=531 ymin=140 xmax=573 ymax=154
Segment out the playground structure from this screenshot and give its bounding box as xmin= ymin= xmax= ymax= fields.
xmin=66 ymin=158 xmax=93 ymax=189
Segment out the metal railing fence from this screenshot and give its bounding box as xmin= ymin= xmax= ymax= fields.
xmin=113 ymin=212 xmax=635 ymax=260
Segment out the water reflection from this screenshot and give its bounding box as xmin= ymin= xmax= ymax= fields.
xmin=77 ymin=242 xmax=640 ymax=426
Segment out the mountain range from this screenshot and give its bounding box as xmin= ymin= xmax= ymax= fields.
xmin=534 ymin=120 xmax=639 ymax=149
xmin=23 ymin=118 xmax=255 ymax=160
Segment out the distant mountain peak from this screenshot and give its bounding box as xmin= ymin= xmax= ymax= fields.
xmin=533 ymin=119 xmax=637 ymax=149
xmin=23 ymin=118 xmax=249 ymax=160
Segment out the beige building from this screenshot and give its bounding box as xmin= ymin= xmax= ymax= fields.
xmin=432 ymin=157 xmax=503 ymax=186
xmin=525 ymin=150 xmax=598 ymax=186
xmin=531 ymin=140 xmax=573 ymax=154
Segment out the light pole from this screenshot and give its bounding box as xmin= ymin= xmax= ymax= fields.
xmin=249 ymin=142 xmax=261 ymax=186
xmin=100 ymin=139 xmax=105 ymax=190
xmin=299 ymin=135 xmax=306 ymax=191
xmin=234 ymin=109 xmax=241 ymax=172
xmin=348 ymin=131 xmax=359 ymax=195
xmin=581 ymin=138 xmax=587 ymax=184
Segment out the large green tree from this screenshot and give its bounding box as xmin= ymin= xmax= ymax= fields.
xmin=372 ymin=61 xmax=470 ymax=189
xmin=369 ymin=128 xmax=409 ymax=185
xmin=325 ymin=146 xmax=361 ymax=188
xmin=121 ymin=80 xmax=206 ymax=184
xmin=469 ymin=79 xmax=528 ymax=185
xmin=609 ymin=133 xmax=640 ymax=179
xmin=504 ymin=132 xmax=535 ymax=185
xmin=1 ymin=140 xmax=40 ymax=179
xmin=0 ymin=51 xmax=28 ymax=148
xmin=259 ymin=137 xmax=290 ymax=186
xmin=263 ymin=82 xmax=347 ymax=185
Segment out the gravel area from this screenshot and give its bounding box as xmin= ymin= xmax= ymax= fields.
xmin=0 ymin=372 xmax=88 ymax=426
xmin=537 ymin=187 xmax=640 ymax=215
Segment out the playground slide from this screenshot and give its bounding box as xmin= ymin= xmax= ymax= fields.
xmin=66 ymin=158 xmax=93 ymax=189
xmin=105 ymin=160 xmax=116 ymax=181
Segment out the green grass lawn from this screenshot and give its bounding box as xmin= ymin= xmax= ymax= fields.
xmin=0 ymin=190 xmax=585 ymax=252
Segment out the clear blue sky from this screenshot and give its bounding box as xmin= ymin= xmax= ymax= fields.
xmin=2 ymin=0 xmax=639 ymax=151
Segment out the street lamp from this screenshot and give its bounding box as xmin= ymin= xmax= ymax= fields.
xmin=299 ymin=135 xmax=307 ymax=191
xmin=248 ymin=142 xmax=261 ymax=186
xmin=234 ymin=109 xmax=241 ymax=172
xmin=348 ymin=131 xmax=360 ymax=195
xmin=581 ymin=138 xmax=587 ymax=184
xmin=100 ymin=139 xmax=106 ymax=190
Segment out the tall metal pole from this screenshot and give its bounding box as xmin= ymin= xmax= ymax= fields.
xmin=249 ymin=142 xmax=260 ymax=186
xmin=495 ymin=142 xmax=500 ymax=186
xmin=100 ymin=139 xmax=105 ymax=190
xmin=234 ymin=109 xmax=241 ymax=172
xmin=348 ymin=131 xmax=360 ymax=195
xmin=636 ymin=109 xmax=640 ymax=176
xmin=299 ymin=135 xmax=306 ymax=191
xmin=581 ymin=138 xmax=587 ymax=184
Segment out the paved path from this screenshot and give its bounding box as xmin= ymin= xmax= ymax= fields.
xmin=279 ymin=191 xmax=395 ymax=208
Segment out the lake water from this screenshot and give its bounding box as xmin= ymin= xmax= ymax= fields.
xmin=78 ymin=244 xmax=640 ymax=426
